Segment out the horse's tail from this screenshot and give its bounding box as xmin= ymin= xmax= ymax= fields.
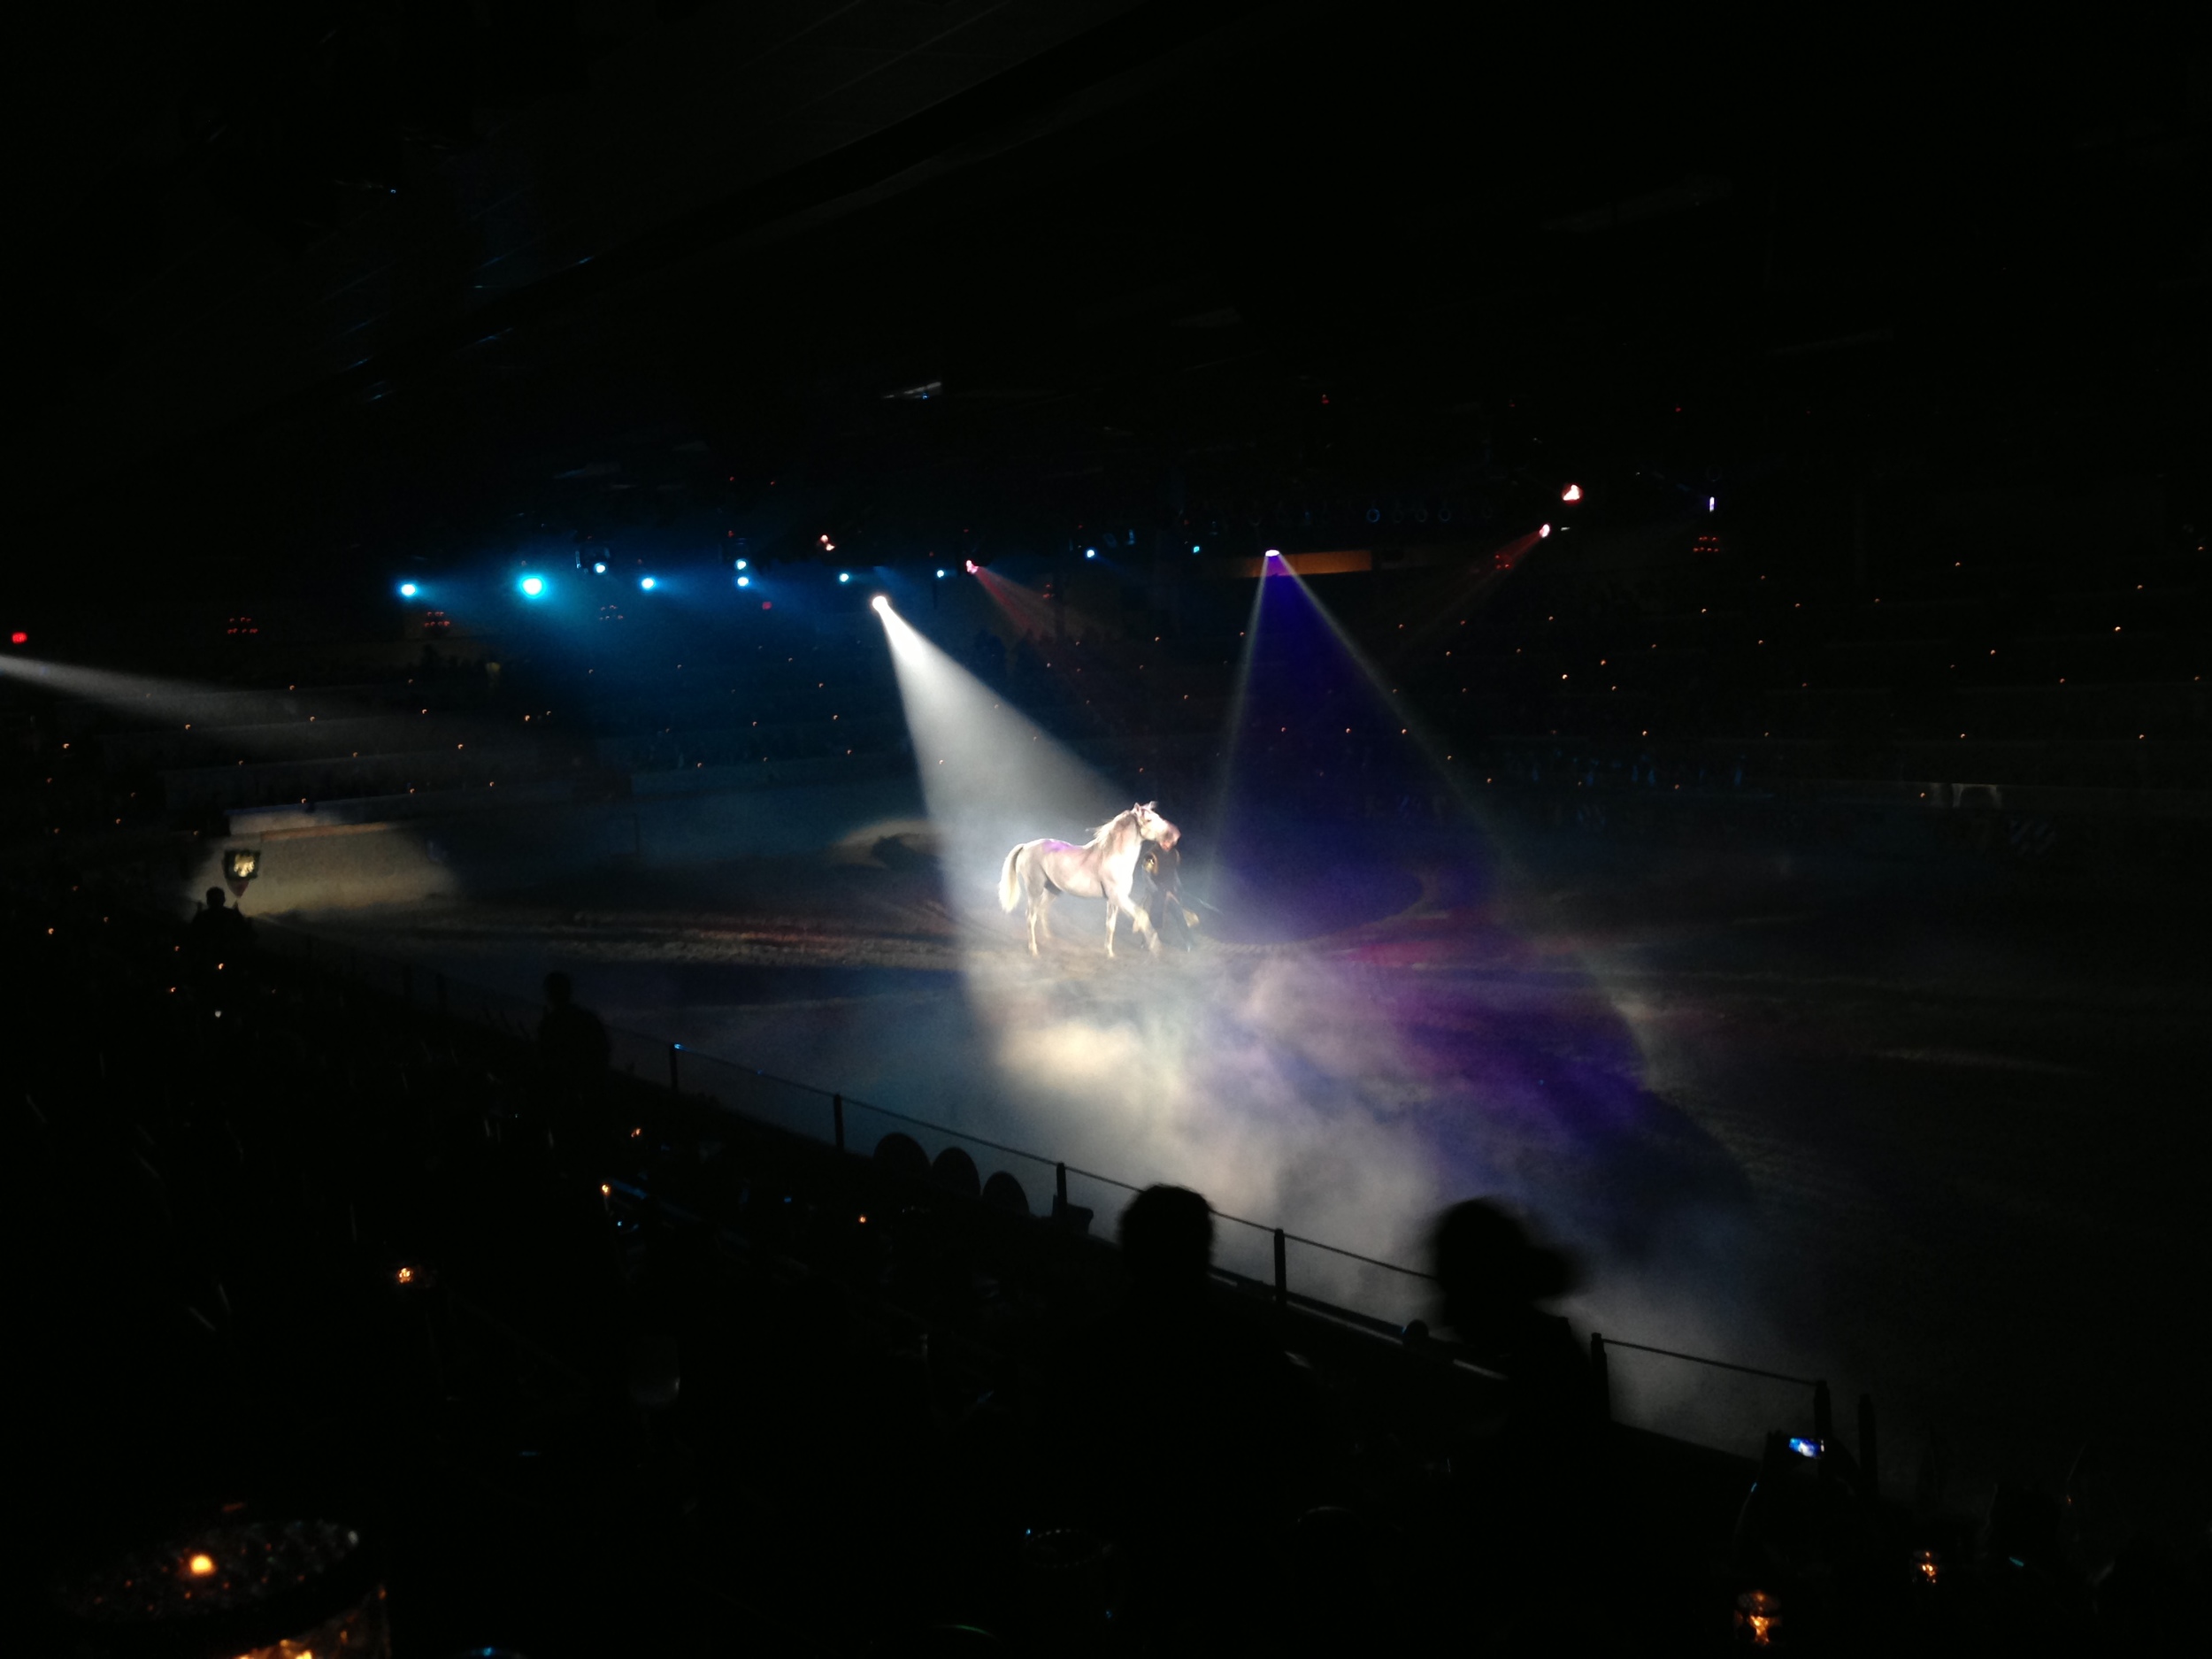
xmin=997 ymin=843 xmax=1025 ymax=912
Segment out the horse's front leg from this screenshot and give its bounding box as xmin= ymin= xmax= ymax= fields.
xmin=1112 ymin=878 xmax=1158 ymax=954
xmin=1132 ymin=897 xmax=1161 ymax=953
xmin=1026 ymin=895 xmax=1041 ymax=956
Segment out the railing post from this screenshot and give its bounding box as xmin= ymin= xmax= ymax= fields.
xmin=832 ymin=1092 xmax=845 ymax=1153
xmin=1590 ymin=1333 xmax=1611 ymax=1424
xmin=1859 ymin=1393 xmax=1879 ymax=1501
xmin=1056 ymin=1162 xmax=1069 ymax=1211
xmin=1271 ymin=1228 xmax=1287 ymax=1308
xmin=668 ymin=1042 xmax=680 ymax=1095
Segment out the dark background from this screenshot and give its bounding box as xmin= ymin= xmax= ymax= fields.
xmin=18 ymin=4 xmax=2204 ymax=652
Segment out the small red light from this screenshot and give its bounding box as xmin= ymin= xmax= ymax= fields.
xmin=8 ymin=632 xmax=25 ymax=645
xmin=761 ymin=601 xmax=772 ymax=610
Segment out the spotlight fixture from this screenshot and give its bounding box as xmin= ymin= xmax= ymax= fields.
xmin=593 ymin=561 xmax=608 ymax=573
xmin=964 ymin=559 xmax=979 ymax=574
xmin=838 ymin=572 xmax=852 ymax=584
xmin=1085 ymin=548 xmax=1097 ymax=559
xmin=736 ymin=575 xmax=750 ymax=588
xmin=639 ymin=575 xmax=657 ymax=590
xmin=871 ymin=595 xmax=891 ymax=615
xmin=398 ymin=582 xmax=418 ymax=598
xmin=1562 ymin=483 xmax=1583 ymax=502
xmin=1539 ymin=524 xmax=1552 ymax=538
xmin=1264 ymin=549 xmax=1281 ymax=558
xmin=733 ymin=558 xmax=749 ymax=571
xmin=518 ymin=575 xmax=545 ymax=596
xmin=936 ymin=568 xmax=947 ymax=579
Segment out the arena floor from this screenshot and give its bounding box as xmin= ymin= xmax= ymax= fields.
xmin=297 ymin=810 xmax=2211 ymax=1547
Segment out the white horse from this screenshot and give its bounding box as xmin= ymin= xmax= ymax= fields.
xmin=998 ymin=803 xmax=1179 ymax=956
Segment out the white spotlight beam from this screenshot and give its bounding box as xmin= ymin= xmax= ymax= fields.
xmin=873 ymin=606 xmax=1129 ymax=925
xmin=0 ymin=657 xmax=323 ymax=726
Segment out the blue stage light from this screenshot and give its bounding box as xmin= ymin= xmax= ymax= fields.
xmin=735 ymin=575 xmax=750 ymax=588
xmin=518 ymin=575 xmax=545 ymax=596
xmin=398 ymin=582 xmax=418 ymax=598
xmin=593 ymin=561 xmax=608 ymax=573
xmin=1085 ymin=548 xmax=1097 ymax=559
xmin=838 ymin=572 xmax=851 ymax=584
xmin=640 ymin=575 xmax=657 ymax=590
xmin=733 ymin=558 xmax=748 ymax=571
xmin=936 ymin=568 xmax=947 ymax=578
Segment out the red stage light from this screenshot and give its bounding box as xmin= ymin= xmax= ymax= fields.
xmin=964 ymin=559 xmax=979 ymax=573
xmin=8 ymin=632 xmax=25 ymax=645
xmin=1539 ymin=524 xmax=1552 ymax=538
xmin=1561 ymin=483 xmax=1583 ymax=502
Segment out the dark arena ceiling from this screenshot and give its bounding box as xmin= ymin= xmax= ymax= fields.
xmin=21 ymin=4 xmax=2207 ymax=644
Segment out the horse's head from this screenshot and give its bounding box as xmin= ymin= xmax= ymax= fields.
xmin=1133 ymin=801 xmax=1179 ymax=849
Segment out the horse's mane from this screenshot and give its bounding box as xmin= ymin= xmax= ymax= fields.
xmin=1084 ymin=806 xmax=1141 ymax=847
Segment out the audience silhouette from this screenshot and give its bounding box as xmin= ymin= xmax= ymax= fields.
xmin=1426 ymin=1198 xmax=1601 ymax=1634
xmin=185 ymin=886 xmax=252 ymax=962
xmin=1052 ymin=1185 xmax=1304 ymax=1645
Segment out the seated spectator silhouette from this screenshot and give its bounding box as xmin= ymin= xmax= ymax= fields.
xmin=1431 ymin=1200 xmax=1591 ymax=1420
xmin=930 ymin=1146 xmax=982 ymax=1201
xmin=1054 ymin=1185 xmax=1302 ymax=1641
xmin=872 ymin=1131 xmax=930 ymax=1181
xmin=1427 ymin=1199 xmax=1600 ymax=1629
xmin=186 ymin=887 xmax=253 ymax=963
xmin=538 ymin=972 xmax=611 ymax=1150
